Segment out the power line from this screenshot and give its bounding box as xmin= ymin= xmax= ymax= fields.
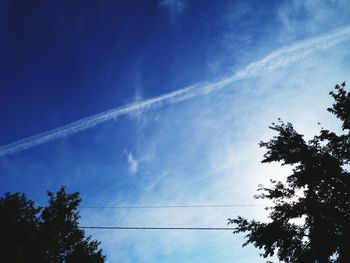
xmin=80 ymin=204 xmax=265 ymax=209
xmin=80 ymin=226 xmax=236 ymax=231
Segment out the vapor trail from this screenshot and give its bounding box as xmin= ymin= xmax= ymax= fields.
xmin=1 ymin=25 xmax=350 ymax=157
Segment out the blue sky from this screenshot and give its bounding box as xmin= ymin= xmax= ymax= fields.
xmin=1 ymin=0 xmax=350 ymax=262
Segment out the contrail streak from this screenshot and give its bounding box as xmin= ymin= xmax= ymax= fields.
xmin=1 ymin=25 xmax=350 ymax=157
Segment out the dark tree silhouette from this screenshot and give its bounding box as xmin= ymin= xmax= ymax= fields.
xmin=0 ymin=192 xmax=42 ymax=262
xmin=0 ymin=186 xmax=105 ymax=262
xmin=229 ymin=82 xmax=350 ymax=263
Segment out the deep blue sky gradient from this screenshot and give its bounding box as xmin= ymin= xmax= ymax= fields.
xmin=0 ymin=0 xmax=281 ymax=199
xmin=0 ymin=0 xmax=281 ymax=143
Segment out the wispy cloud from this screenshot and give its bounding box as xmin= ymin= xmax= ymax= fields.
xmin=86 ymin=50 xmax=348 ymax=262
xmin=1 ymin=25 xmax=350 ymax=158
xmin=159 ymin=0 xmax=188 ymax=22
xmin=277 ymin=0 xmax=350 ymax=42
xmin=127 ymin=152 xmax=139 ymax=174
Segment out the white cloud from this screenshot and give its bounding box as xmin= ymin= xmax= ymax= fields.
xmin=159 ymin=0 xmax=187 ymax=22
xmin=127 ymin=152 xmax=139 ymax=174
xmin=80 ymin=37 xmax=350 ymax=262
xmin=1 ymin=25 xmax=349 ymax=158
xmin=278 ymin=0 xmax=350 ymax=42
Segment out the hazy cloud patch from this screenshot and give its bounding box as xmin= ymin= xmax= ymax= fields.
xmin=159 ymin=0 xmax=188 ymax=23
xmin=126 ymin=152 xmax=139 ymax=174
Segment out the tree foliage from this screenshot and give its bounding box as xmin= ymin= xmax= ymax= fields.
xmin=0 ymin=186 xmax=105 ymax=262
xmin=228 ymin=82 xmax=350 ymax=263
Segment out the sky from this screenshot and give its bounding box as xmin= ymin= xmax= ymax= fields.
xmin=1 ymin=0 xmax=350 ymax=262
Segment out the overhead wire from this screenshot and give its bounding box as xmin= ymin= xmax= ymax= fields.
xmin=80 ymin=226 xmax=236 ymax=231
xmin=78 ymin=204 xmax=265 ymax=231
xmin=79 ymin=204 xmax=265 ymax=209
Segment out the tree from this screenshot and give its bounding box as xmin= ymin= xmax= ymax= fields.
xmin=0 ymin=186 xmax=105 ymax=262
xmin=0 ymin=192 xmax=42 ymax=262
xmin=228 ymin=82 xmax=350 ymax=263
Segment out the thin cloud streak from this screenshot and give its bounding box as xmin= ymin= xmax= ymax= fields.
xmin=1 ymin=25 xmax=350 ymax=157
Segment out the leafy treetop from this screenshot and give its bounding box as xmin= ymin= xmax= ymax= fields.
xmin=229 ymin=82 xmax=350 ymax=263
xmin=0 ymin=186 xmax=105 ymax=263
